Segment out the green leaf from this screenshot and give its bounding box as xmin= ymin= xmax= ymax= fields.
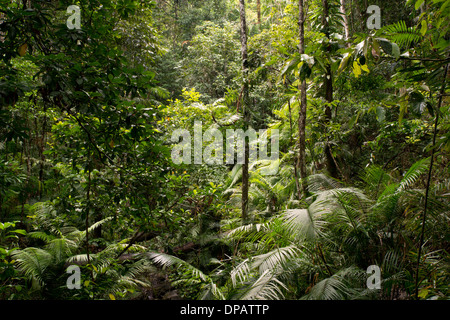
xmin=348 ymin=111 xmax=361 ymax=129
xmin=418 ymin=287 xmax=428 ymax=298
xmin=338 ymin=53 xmax=352 ymax=73
xmin=378 ymin=38 xmax=400 ymax=59
xmin=361 ymin=64 xmax=370 ymax=73
xmin=420 ymin=20 xmax=428 ymax=36
xmin=280 ymin=56 xmax=300 ymax=77
xmin=409 ymin=92 xmax=428 ymax=116
xmin=376 ymin=106 xmax=385 ymax=122
xmin=391 ymin=42 xmax=400 ymax=59
xmin=13 ymin=229 xmax=27 ymax=235
xmin=352 ymin=61 xmax=362 ymax=78
xmin=415 ymin=0 xmax=425 ymax=10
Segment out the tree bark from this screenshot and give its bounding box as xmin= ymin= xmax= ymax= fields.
xmin=321 ymin=0 xmax=338 ymax=178
xmin=239 ymin=0 xmax=250 ymax=222
xmin=340 ymin=0 xmax=350 ymax=42
xmin=297 ymin=0 xmax=308 ymax=199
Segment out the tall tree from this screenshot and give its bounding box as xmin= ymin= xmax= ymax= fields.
xmin=297 ymin=0 xmax=308 ymax=198
xmin=340 ymin=0 xmax=350 ymax=41
xmin=238 ymin=0 xmax=250 ymax=222
xmin=321 ymin=0 xmax=338 ymax=178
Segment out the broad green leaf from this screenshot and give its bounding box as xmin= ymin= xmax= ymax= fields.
xmin=280 ymin=56 xmax=300 ymax=77
xmin=415 ymin=0 xmax=425 ymax=10
xmin=361 ymin=64 xmax=370 ymax=73
xmin=420 ymin=20 xmax=428 ymax=36
xmin=338 ymin=53 xmax=351 ymax=73
xmin=418 ymin=288 xmax=428 ymax=298
xmin=352 ymin=61 xmax=362 ymax=78
xmin=391 ymin=42 xmax=400 ymax=59
xmin=378 ymin=39 xmax=400 ymax=59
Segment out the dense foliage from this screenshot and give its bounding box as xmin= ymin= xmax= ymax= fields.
xmin=0 ymin=0 xmax=448 ymax=301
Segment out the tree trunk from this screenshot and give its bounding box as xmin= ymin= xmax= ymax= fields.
xmin=340 ymin=0 xmax=350 ymax=41
xmin=239 ymin=0 xmax=250 ymax=222
xmin=297 ymin=0 xmax=308 ymax=198
xmin=414 ymin=63 xmax=448 ymax=299
xmin=321 ymin=0 xmax=338 ymax=179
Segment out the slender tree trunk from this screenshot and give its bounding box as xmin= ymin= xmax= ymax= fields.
xmin=85 ymin=147 xmax=94 ymax=282
xmin=414 ymin=63 xmax=448 ymax=299
xmin=340 ymin=0 xmax=350 ymax=41
xmin=239 ymin=0 xmax=250 ymax=222
xmin=321 ymin=0 xmax=338 ymax=178
xmin=297 ymin=0 xmax=308 ymax=198
xmin=39 ymin=105 xmax=47 ymax=199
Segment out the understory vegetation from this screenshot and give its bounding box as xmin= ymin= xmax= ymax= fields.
xmin=0 ymin=0 xmax=448 ymax=300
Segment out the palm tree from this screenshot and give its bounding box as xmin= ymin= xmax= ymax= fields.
xmin=222 ymin=158 xmax=449 ymax=299
xmin=134 ymin=159 xmax=448 ymax=300
xmin=12 ymin=203 xmax=153 ymax=299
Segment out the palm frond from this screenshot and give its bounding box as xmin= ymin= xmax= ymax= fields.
xmin=398 ymin=158 xmax=429 ymax=192
xmin=232 ymin=270 xmax=287 ymax=300
xmin=230 ymin=259 xmax=251 ymax=287
xmin=78 ymin=216 xmax=113 ymax=241
xmin=226 ymin=164 xmax=243 ymax=189
xmin=146 ymin=251 xmax=209 ymax=282
xmin=251 ymin=245 xmax=302 ymax=275
xmin=12 ymin=247 xmax=53 ymax=290
xmin=282 ymin=205 xmax=328 ymax=242
xmin=360 ymin=165 xmax=392 ymax=198
xmin=383 ymin=20 xmax=423 ymax=48
xmin=301 ymin=267 xmax=365 ymax=300
xmin=46 ymin=238 xmax=77 ymax=265
xmin=307 ymin=174 xmax=342 ymax=193
xmin=27 ymin=231 xmax=56 ymax=244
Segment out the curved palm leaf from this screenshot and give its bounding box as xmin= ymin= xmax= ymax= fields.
xmin=231 ymin=270 xmax=287 ymax=300
xmin=12 ymin=247 xmax=53 ymax=290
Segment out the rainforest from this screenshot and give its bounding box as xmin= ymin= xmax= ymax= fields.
xmin=0 ymin=0 xmax=449 ymax=303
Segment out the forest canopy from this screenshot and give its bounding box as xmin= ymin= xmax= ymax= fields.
xmin=0 ymin=0 xmax=448 ymax=302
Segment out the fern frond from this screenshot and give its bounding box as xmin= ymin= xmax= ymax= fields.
xmin=46 ymin=238 xmax=77 ymax=265
xmin=383 ymin=20 xmax=423 ymax=48
xmin=27 ymin=231 xmax=56 ymax=244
